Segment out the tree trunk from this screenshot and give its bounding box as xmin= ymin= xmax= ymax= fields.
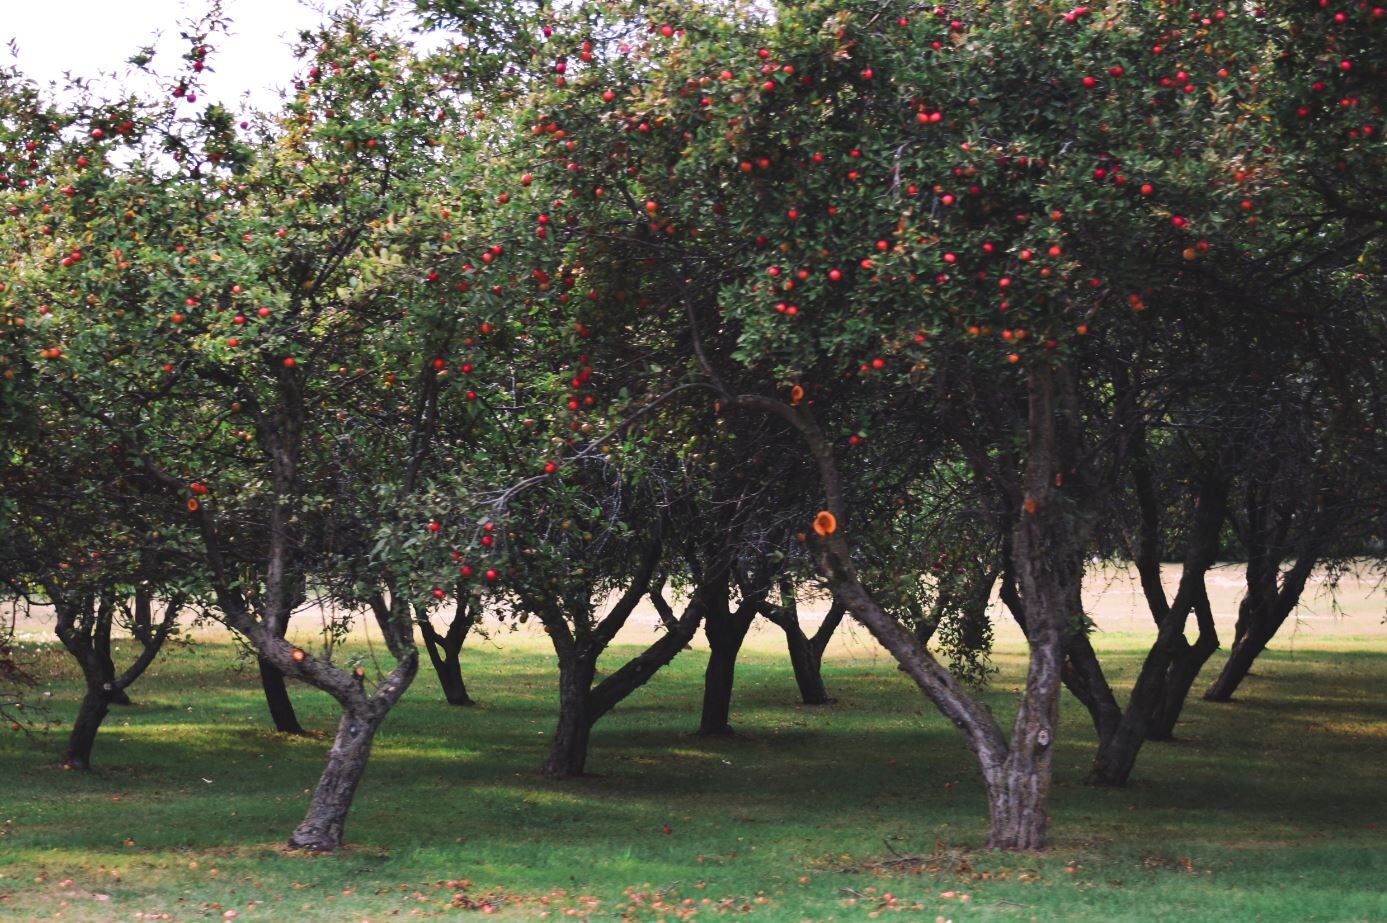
xmin=1148 ymin=571 xmax=1221 ymax=738
xmin=419 ymin=596 xmax=477 ymax=706
xmin=991 ymin=541 xmax=1070 ymax=849
xmin=430 ymin=639 xmax=474 ymax=706
xmin=983 ymin=364 xmax=1087 ymax=849
xmin=1202 ymin=624 xmax=1271 ymax=702
xmin=725 ymin=374 xmax=1101 ymax=851
xmin=542 ymin=654 xmax=597 ymax=777
xmin=1001 ymin=549 xmax=1120 ymax=745
xmin=1087 ymin=477 xmax=1226 ymax=785
xmin=287 ymin=700 xmax=385 ymax=850
xmin=698 ymin=591 xmax=753 ymax=736
xmin=259 ymin=655 xmax=307 ymax=734
xmin=276 ymin=591 xmax=419 ymax=852
xmin=1147 ymin=633 xmax=1217 ymax=739
xmin=783 ymin=619 xmax=830 ymax=705
xmin=258 ymin=610 xmax=305 ymax=734
xmin=763 ymin=596 xmax=843 ymax=706
xmin=1203 ymin=549 xmax=1316 ymax=702
xmin=61 ymin=687 xmax=113 ymax=770
xmin=50 ymin=588 xmax=181 ymax=770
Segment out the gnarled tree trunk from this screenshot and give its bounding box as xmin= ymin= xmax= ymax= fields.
xmin=285 ymin=593 xmax=418 ymax=851
xmin=531 ymin=541 xmax=702 ymax=778
xmin=729 ymin=362 xmax=1099 ymax=850
xmin=1000 ymin=541 xmax=1121 ymax=748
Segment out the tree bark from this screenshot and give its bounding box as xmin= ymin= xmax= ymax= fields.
xmin=285 ymin=594 xmax=419 ymax=851
xmin=49 ymin=587 xmax=181 ymax=770
xmin=1203 ymin=546 xmax=1318 ymax=702
xmin=1000 ymin=545 xmax=1121 ymax=746
xmin=287 ymin=701 xmax=382 ymax=850
xmin=418 ymin=593 xmax=477 ymax=706
xmin=259 ymin=655 xmax=307 ymax=735
xmin=697 ymin=579 xmax=755 ymax=736
xmin=62 ymin=687 xmax=114 ymax=770
xmin=1087 ymin=476 xmax=1227 ymax=785
xmin=761 ymin=593 xmax=843 ymax=705
xmin=1147 ymin=589 xmax=1219 ymax=739
xmin=527 ymin=540 xmax=701 ymax=777
xmin=725 ymin=365 xmax=1100 ymax=851
xmin=1202 ymin=619 xmax=1273 ymax=702
xmin=983 ymin=363 xmax=1091 ymax=849
xmin=994 ymin=519 xmax=1072 ymax=848
xmin=258 ymin=608 xmax=305 ymax=734
xmin=542 ymin=654 xmax=598 ymax=777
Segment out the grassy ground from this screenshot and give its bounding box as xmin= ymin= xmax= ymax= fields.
xmin=1 ymin=586 xmax=1385 ymax=921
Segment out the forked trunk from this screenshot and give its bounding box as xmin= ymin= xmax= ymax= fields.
xmin=1087 ymin=478 xmax=1226 ymax=785
xmin=763 ymin=595 xmax=843 ymax=706
xmin=280 ymin=597 xmax=419 ymax=852
xmin=1203 ymin=554 xmax=1315 ymax=702
xmin=420 ymin=624 xmax=475 ymax=706
xmin=419 ymin=594 xmax=477 ymax=706
xmin=783 ymin=622 xmax=831 ymax=705
xmin=432 ymin=644 xmax=474 ymax=707
xmin=1000 ymin=550 xmax=1120 ymax=745
xmin=542 ymin=655 xmax=597 ymax=777
xmin=51 ymin=588 xmax=181 ymax=769
xmin=726 ymin=365 xmax=1096 ymax=851
xmin=984 ymin=363 xmax=1085 ymax=849
xmin=1148 ymin=611 xmax=1219 ymax=739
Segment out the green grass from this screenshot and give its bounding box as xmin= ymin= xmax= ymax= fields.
xmin=1 ymin=631 xmax=1385 ymax=922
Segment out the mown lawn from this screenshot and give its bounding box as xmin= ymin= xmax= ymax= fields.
xmin=1 ymin=627 xmax=1384 ymax=922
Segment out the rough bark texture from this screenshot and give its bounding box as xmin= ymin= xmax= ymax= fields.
xmin=543 ymin=655 xmax=598 ymax=777
xmin=1000 ymin=549 xmax=1121 ymax=746
xmin=723 ymin=365 xmax=1102 ymax=851
xmin=153 ymin=359 xmax=425 ymax=852
xmin=285 ymin=594 xmax=419 ymax=851
xmin=988 ymin=364 xmax=1086 ymax=850
xmin=418 ymin=593 xmax=478 ymax=706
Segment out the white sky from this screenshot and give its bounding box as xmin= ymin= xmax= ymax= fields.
xmin=3 ymin=0 xmax=341 ymax=114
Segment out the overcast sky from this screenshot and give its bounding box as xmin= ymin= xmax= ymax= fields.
xmin=3 ymin=0 xmax=339 ymax=113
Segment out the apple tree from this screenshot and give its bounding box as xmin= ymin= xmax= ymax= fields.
xmin=501 ymin=0 xmax=1357 ymax=847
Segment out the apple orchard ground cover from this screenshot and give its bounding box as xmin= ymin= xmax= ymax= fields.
xmin=0 ymin=627 xmax=1385 ymax=922
xmin=2 ymin=0 xmax=1386 ymax=899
